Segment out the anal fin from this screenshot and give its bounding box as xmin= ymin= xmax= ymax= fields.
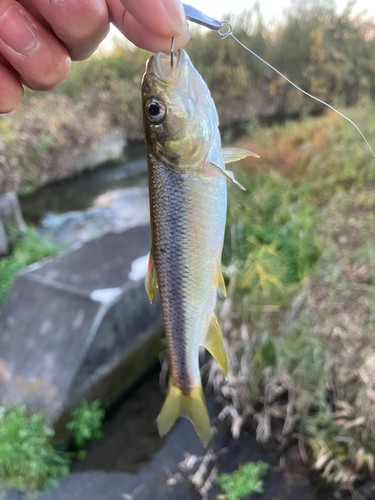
xmin=204 ymin=314 xmax=228 ymax=377
xmin=145 ymin=250 xmax=158 ymax=303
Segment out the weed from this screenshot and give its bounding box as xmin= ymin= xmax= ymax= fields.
xmin=19 ymin=186 xmax=35 ymax=197
xmin=217 ymin=102 xmax=375 ymax=489
xmin=28 ymin=134 xmax=56 ymax=165
xmin=0 ymin=229 xmax=58 ymax=307
xmin=224 ymin=170 xmax=321 ymax=317
xmin=66 ymin=400 xmax=105 ymax=450
xmin=213 ymin=461 xmax=269 ymax=500
xmin=0 ymin=405 xmax=70 ymax=492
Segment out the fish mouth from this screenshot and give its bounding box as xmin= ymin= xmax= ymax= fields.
xmin=153 ymin=49 xmax=184 ymax=83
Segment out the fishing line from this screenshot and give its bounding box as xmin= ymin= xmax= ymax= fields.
xmin=217 ymin=21 xmax=375 ymax=159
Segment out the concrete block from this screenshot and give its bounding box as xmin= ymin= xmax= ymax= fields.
xmin=0 ymin=219 xmax=8 ymax=255
xmin=0 ymin=191 xmax=26 ymax=231
xmin=0 ymin=225 xmax=163 ymax=443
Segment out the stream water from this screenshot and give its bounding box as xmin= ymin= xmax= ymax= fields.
xmin=20 ymin=143 xmax=149 ymax=245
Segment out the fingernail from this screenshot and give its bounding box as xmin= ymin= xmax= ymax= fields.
xmin=161 ymin=0 xmax=187 ymax=35
xmin=0 ymin=6 xmax=36 ymax=54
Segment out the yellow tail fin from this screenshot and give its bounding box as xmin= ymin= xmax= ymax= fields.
xmin=157 ymin=381 xmax=210 ymax=446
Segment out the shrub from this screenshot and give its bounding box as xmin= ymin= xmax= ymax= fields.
xmin=0 ymin=405 xmax=70 ymax=492
xmin=0 ymin=229 xmax=58 ymax=307
xmin=214 ymin=461 xmax=270 ymax=500
xmin=66 ymin=400 xmax=105 ymax=449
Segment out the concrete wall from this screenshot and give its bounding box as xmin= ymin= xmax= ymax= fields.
xmin=0 ymin=225 xmax=164 ymax=444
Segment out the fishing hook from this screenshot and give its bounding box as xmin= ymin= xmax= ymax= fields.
xmin=171 ymin=36 xmax=175 ymax=68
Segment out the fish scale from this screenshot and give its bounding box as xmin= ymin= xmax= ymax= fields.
xmin=149 ymin=156 xmax=225 ymax=392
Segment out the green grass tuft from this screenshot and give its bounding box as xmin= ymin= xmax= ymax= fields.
xmin=214 ymin=461 xmax=270 ymax=500
xmin=0 ymin=405 xmax=70 ymax=492
xmin=66 ymin=400 xmax=105 ymax=450
xmin=224 ymin=170 xmax=321 ymax=317
xmin=0 ymin=229 xmax=58 ymax=307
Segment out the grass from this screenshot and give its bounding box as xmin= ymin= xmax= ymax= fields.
xmin=0 ymin=234 xmax=107 ymax=489
xmin=223 ymin=171 xmax=321 ymax=310
xmin=67 ymin=400 xmax=105 ymax=453
xmin=218 ymin=100 xmax=375 ymax=488
xmin=0 ymin=405 xmax=70 ymax=492
xmin=213 ymin=461 xmax=269 ymax=500
xmin=0 ymin=229 xmax=58 ymax=307
xmin=0 ymin=400 xmax=106 ymax=493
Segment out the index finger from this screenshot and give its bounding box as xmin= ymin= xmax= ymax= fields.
xmin=29 ymin=0 xmax=110 ymax=61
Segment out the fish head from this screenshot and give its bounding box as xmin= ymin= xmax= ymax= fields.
xmin=142 ymin=49 xmax=219 ymax=170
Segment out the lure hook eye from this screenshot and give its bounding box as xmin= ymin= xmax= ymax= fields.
xmin=218 ymin=21 xmax=233 ymax=39
xmin=171 ymin=37 xmax=175 ymax=69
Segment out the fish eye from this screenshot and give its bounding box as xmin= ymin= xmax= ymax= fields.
xmin=145 ymin=97 xmax=166 ymax=124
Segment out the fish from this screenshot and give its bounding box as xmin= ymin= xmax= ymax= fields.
xmin=142 ymin=49 xmax=258 ymax=445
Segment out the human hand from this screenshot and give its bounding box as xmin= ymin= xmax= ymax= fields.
xmin=0 ymin=0 xmax=190 ymax=113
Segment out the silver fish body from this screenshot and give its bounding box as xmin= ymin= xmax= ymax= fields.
xmin=148 ymin=155 xmax=226 ymax=386
xmin=142 ymin=49 xmax=256 ymax=444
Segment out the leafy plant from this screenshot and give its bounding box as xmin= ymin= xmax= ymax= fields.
xmin=66 ymin=400 xmax=105 ymax=449
xmin=0 ymin=405 xmax=70 ymax=492
xmin=214 ymin=461 xmax=270 ymax=500
xmin=0 ymin=228 xmax=58 ymax=307
xmin=224 ymin=169 xmax=321 ymax=317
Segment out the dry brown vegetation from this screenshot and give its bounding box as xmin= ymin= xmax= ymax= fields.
xmin=208 ymin=103 xmax=375 ymax=491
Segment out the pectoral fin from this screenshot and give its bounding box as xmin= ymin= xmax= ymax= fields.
xmin=208 ymin=162 xmax=246 ymax=191
xmin=216 ymin=258 xmax=227 ymax=296
xmin=145 ymin=250 xmax=158 ymax=303
xmin=222 ymin=147 xmax=260 ymax=164
xmin=204 ymin=314 xmax=228 ymax=377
